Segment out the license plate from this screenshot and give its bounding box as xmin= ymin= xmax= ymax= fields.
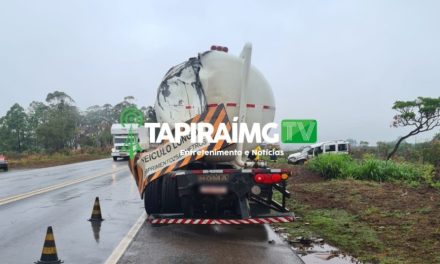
xmin=199 ymin=185 xmax=228 ymax=195
xmin=197 ymin=174 xmax=230 ymax=183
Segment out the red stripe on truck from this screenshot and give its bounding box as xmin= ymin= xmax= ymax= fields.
xmin=147 ymin=216 xmax=294 ymax=225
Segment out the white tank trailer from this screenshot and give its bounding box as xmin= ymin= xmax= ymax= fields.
xmin=134 ymin=44 xmax=293 ymax=223
xmin=154 ymin=43 xmax=275 ymax=165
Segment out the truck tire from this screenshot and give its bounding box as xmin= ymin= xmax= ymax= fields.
xmin=144 ymin=178 xmax=162 ymax=215
xmin=113 ymin=156 xmax=117 ymax=161
xmin=161 ymin=174 xmax=181 ymax=213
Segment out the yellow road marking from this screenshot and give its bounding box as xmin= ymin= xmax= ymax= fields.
xmin=0 ymin=168 xmax=126 ymax=206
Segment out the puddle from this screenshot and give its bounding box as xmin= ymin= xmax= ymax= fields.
xmin=273 ymin=227 xmax=361 ymax=264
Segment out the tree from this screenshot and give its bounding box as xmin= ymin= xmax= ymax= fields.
xmin=27 ymin=101 xmax=49 ymax=151
xmin=112 ymin=96 xmax=137 ymax=121
xmin=387 ymin=97 xmax=440 ymax=160
xmin=37 ymin=92 xmax=80 ymax=152
xmin=376 ymin=141 xmax=390 ymax=159
xmin=3 ymin=103 xmax=28 ymax=152
xmin=46 ymin=91 xmax=75 ymax=106
xmin=359 ymin=141 xmax=369 ymax=147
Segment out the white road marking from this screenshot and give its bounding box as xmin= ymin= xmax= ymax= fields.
xmin=104 ymin=212 xmax=146 ymax=264
xmin=0 ymin=167 xmax=126 ymax=206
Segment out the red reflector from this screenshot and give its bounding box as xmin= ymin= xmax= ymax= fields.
xmin=254 ymin=174 xmax=282 ymax=184
xmin=210 ymin=45 xmax=216 ymax=50
xmin=246 ymin=104 xmax=255 ymax=108
xmin=222 ymin=47 xmax=228 ymax=52
xmin=208 ymin=103 xmax=218 ymax=107
xmin=226 ymin=103 xmax=237 ymax=107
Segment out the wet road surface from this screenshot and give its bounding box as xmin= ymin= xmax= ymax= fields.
xmin=0 ymin=159 xmax=143 ymax=264
xmin=119 ymin=222 xmax=304 ymax=264
xmin=0 ymin=159 xmax=304 ymax=264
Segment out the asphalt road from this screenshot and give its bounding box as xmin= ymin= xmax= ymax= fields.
xmin=0 ymin=159 xmax=304 ymax=264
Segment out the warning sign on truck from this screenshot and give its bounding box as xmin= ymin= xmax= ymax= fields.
xmin=136 ymin=104 xmax=232 ymax=191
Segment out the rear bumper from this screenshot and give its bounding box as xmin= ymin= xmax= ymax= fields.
xmin=153 ymin=168 xmax=292 ymax=222
xmin=147 ymin=214 xmax=295 ymax=225
xmin=111 ymin=152 xmax=128 ymax=157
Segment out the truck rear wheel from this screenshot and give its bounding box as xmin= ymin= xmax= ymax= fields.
xmin=161 ymin=174 xmax=181 ymax=213
xmin=113 ymin=157 xmax=117 ymax=161
xmin=144 ymin=178 xmax=162 ymax=215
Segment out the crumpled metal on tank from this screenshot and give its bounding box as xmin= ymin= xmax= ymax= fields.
xmin=154 ymin=56 xmax=207 ymax=128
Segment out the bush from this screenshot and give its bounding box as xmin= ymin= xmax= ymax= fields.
xmin=306 ymin=154 xmax=354 ymax=179
xmin=307 ymin=154 xmax=436 ymax=186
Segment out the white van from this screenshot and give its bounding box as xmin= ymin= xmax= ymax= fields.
xmin=287 ymin=140 xmax=350 ymax=164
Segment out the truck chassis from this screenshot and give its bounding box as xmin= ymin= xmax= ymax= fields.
xmin=142 ymin=165 xmax=294 ymax=225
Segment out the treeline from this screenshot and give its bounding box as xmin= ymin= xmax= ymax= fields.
xmin=0 ymin=91 xmax=154 ymax=153
xmin=350 ymin=135 xmax=440 ymax=171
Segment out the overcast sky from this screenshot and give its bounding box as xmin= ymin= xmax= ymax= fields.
xmin=1 ymin=0 xmax=439 ymax=146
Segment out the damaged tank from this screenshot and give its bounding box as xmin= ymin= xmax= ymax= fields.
xmin=154 ymin=44 xmax=276 ymax=162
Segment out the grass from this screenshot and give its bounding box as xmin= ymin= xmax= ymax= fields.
xmin=5 ymin=149 xmax=110 ymax=169
xmin=279 ymin=198 xmax=384 ymax=263
xmin=277 ymin=170 xmax=440 ymax=264
xmin=306 ymin=154 xmax=438 ymax=187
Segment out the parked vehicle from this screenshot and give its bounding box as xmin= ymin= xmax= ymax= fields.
xmin=0 ymin=154 xmax=8 ymax=171
xmin=128 ymin=44 xmax=293 ymax=224
xmin=288 ymin=140 xmax=350 ymax=164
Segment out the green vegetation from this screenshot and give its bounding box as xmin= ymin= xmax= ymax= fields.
xmin=7 ymin=148 xmax=109 ymax=169
xmin=387 ymin=97 xmax=440 ymax=160
xmin=282 ymin=199 xmax=385 ymax=263
xmin=306 ymin=154 xmax=437 ymax=187
xmin=279 ymin=176 xmax=440 ymax=264
xmin=0 ymin=91 xmax=155 ymax=154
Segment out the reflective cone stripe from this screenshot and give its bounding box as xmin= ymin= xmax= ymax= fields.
xmin=89 ymin=197 xmax=103 ymax=221
xmin=36 ymin=226 xmax=62 ymax=264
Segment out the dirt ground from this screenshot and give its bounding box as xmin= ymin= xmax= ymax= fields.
xmin=272 ymin=163 xmax=440 ymax=264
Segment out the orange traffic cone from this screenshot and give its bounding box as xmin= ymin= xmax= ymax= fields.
xmin=35 ymin=226 xmax=63 ymax=264
xmin=88 ymin=197 xmax=104 ymax=221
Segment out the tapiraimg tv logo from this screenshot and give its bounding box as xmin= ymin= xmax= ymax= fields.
xmin=281 ymin=120 xmax=317 ymax=144
xmin=119 ymin=107 xmax=317 ymax=146
xmin=142 ymin=119 xmax=317 ymax=144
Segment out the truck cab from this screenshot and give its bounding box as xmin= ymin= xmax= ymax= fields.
xmin=110 ymin=124 xmax=140 ymax=161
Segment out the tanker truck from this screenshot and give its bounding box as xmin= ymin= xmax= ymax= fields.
xmin=129 ymin=43 xmax=294 ymax=225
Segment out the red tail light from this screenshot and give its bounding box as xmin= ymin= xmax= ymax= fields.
xmin=254 ymin=174 xmax=282 ymax=184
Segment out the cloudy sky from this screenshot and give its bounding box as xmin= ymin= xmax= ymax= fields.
xmin=1 ymin=0 xmax=439 ymax=145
